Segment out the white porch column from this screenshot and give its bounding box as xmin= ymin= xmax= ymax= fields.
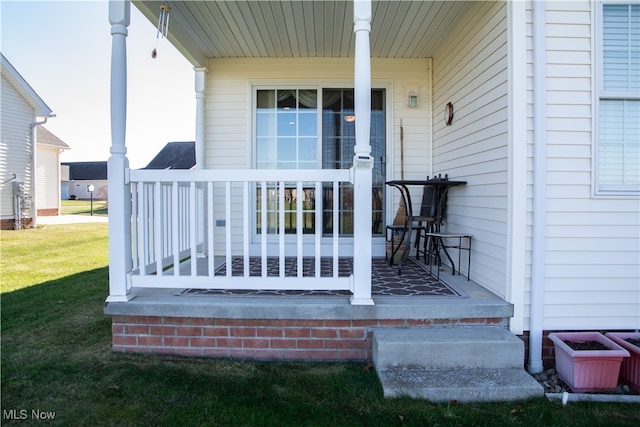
xmin=194 ymin=67 xmax=207 ymax=169
xmin=106 ymin=0 xmax=133 ymax=302
xmin=194 ymin=67 xmax=207 ymax=255
xmin=350 ymin=0 xmax=374 ymax=305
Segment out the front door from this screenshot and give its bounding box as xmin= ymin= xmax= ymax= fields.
xmin=320 ymin=88 xmax=385 ymax=236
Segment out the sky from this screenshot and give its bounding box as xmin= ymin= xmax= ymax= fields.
xmin=1 ymin=0 xmax=195 ymax=169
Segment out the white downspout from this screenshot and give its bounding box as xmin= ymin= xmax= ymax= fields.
xmin=30 ymin=114 xmax=55 ymax=227
xmin=528 ymin=0 xmax=547 ymax=375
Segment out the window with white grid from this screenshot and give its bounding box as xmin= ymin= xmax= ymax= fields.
xmin=596 ymin=3 xmax=640 ymax=194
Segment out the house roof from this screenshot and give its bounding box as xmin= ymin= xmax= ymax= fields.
xmin=132 ymin=1 xmax=473 ymax=66
xmin=144 ymin=141 xmax=196 ymax=170
xmin=1 ymin=53 xmax=54 ymax=117
xmin=37 ymin=126 xmax=70 ymax=150
xmin=62 ymin=161 xmax=108 ymax=180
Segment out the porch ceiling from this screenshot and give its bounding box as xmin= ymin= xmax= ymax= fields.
xmin=133 ymin=0 xmax=473 ymax=66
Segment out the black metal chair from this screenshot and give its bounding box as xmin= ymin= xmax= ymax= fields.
xmin=386 ymin=177 xmax=438 ymax=273
xmin=418 ymin=177 xmax=473 ymax=280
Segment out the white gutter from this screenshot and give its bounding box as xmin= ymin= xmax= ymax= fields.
xmin=528 ymin=0 xmax=547 ymax=375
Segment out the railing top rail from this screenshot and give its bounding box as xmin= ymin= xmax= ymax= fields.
xmin=130 ymin=168 xmax=352 ymax=183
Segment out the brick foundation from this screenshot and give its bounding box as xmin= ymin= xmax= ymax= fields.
xmin=519 ymin=331 xmax=557 ymax=368
xmin=37 ymin=208 xmax=59 ymax=216
xmin=111 ymin=315 xmax=505 ymax=361
xmin=0 ymin=218 xmax=33 ymax=230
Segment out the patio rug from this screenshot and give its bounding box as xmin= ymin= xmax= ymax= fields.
xmin=177 ymin=257 xmax=464 ymax=298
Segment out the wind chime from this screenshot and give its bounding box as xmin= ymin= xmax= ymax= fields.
xmin=152 ymin=2 xmax=171 ymax=59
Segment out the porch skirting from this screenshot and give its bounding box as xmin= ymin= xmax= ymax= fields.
xmin=111 ymin=315 xmax=506 ymax=361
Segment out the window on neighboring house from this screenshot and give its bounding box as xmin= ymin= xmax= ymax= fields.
xmin=596 ymin=3 xmax=640 ymax=194
xmin=255 ymin=88 xmax=385 ymax=236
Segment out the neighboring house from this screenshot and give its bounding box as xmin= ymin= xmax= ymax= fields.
xmin=1 ymin=53 xmax=56 ymax=230
xmin=62 ymin=161 xmax=108 ymax=200
xmin=36 ymin=126 xmax=70 ymax=216
xmin=104 ymin=0 xmax=639 ymax=381
xmin=143 ymin=141 xmax=195 ymax=170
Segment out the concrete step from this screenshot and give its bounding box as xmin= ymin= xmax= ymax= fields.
xmin=377 ymin=367 xmax=544 ymax=402
xmin=373 ymin=327 xmax=524 ymax=370
xmin=372 ymin=327 xmax=544 ymax=402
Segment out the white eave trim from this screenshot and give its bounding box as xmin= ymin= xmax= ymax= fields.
xmin=1 ymin=53 xmax=54 ymax=117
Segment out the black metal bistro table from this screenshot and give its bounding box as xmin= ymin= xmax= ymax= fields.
xmin=385 ymin=176 xmax=466 ymax=274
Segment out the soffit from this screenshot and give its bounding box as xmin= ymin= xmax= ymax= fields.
xmin=133 ymin=1 xmax=473 ymax=66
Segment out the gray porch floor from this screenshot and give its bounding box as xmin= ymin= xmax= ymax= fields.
xmin=179 ymin=257 xmax=463 ymax=297
xmin=105 ymin=257 xmax=513 ymax=322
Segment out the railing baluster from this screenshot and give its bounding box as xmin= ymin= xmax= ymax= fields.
xmin=279 ymin=180 xmax=285 ymax=278
xmin=172 ymin=182 xmax=179 ymax=276
xmin=333 ymin=181 xmax=339 ymax=278
xmin=207 ymin=182 xmax=215 ymax=277
xmin=160 ymin=183 xmax=166 ymax=265
xmin=154 ymin=181 xmax=163 ymax=276
xmin=130 ymin=182 xmax=139 ymax=271
xmin=197 ymin=182 xmax=205 ymax=255
xmin=296 ymin=181 xmax=303 ymax=278
xmin=243 ymin=181 xmax=250 ymax=278
xmin=179 ymin=185 xmax=185 ymax=252
xmin=190 ymin=181 xmax=197 ymax=276
xmin=225 ymin=181 xmax=232 ymax=277
xmin=260 ymin=181 xmax=267 ymax=278
xmin=315 ymin=181 xmax=321 ymax=278
xmin=139 ymin=183 xmax=148 ymax=275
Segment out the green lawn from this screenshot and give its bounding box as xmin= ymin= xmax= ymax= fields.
xmin=62 ymin=199 xmax=108 ymax=216
xmin=1 ymin=225 xmax=639 ymax=426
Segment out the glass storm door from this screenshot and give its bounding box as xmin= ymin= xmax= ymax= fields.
xmin=255 ymin=88 xmax=385 ymax=237
xmin=321 ymin=89 xmax=385 ymax=236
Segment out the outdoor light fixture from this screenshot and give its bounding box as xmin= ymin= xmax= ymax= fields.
xmin=407 ymin=91 xmax=418 ymax=108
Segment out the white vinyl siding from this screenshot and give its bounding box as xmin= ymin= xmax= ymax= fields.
xmin=204 ymin=57 xmax=431 ymax=172
xmin=1 ymin=74 xmax=34 ymax=221
xmin=432 ymin=1 xmax=509 ymax=298
xmin=523 ymin=1 xmax=640 ymax=331
xmin=203 ymin=57 xmax=431 ymax=254
xmin=35 ymin=145 xmax=60 ymax=212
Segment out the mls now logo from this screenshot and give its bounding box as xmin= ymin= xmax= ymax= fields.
xmin=3 ymin=409 xmax=56 ymax=420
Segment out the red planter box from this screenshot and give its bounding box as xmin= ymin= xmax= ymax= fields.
xmin=606 ymin=332 xmax=640 ymax=393
xmin=549 ymin=332 xmax=630 ymax=393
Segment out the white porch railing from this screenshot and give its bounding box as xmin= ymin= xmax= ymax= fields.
xmin=127 ymin=168 xmax=358 ymax=292
xmin=107 ymin=0 xmax=374 ymax=305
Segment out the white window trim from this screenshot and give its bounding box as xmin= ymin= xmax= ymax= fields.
xmin=592 ymin=1 xmax=640 ymax=197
